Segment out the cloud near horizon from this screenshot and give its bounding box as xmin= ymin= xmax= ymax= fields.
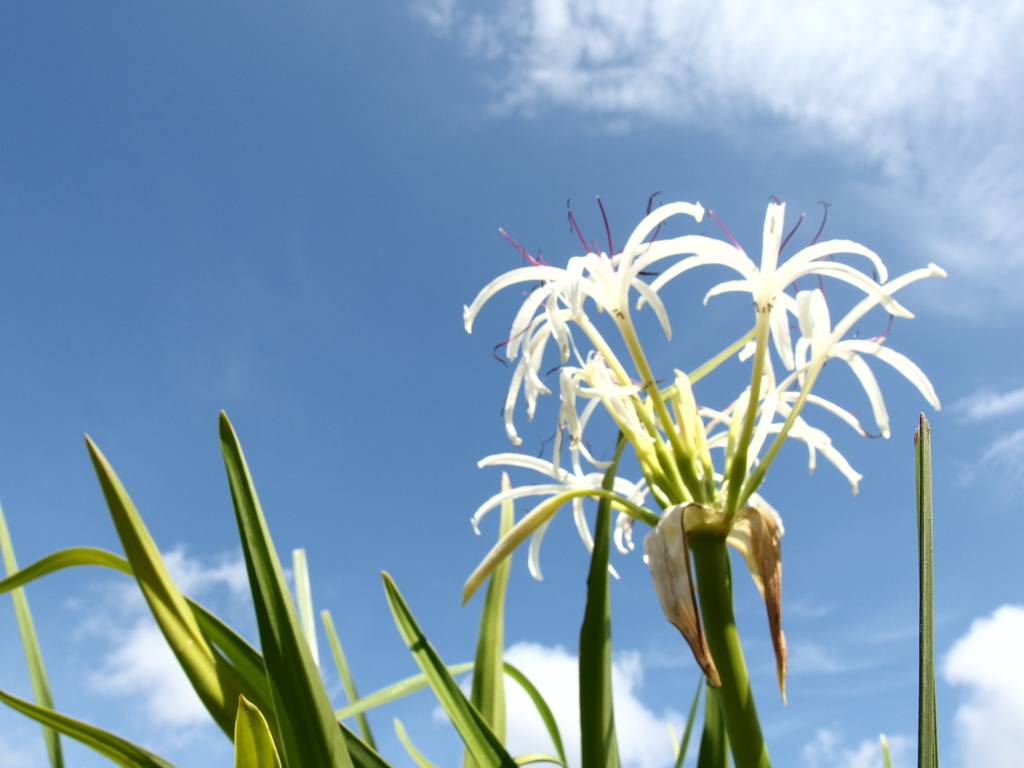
xmin=420 ymin=0 xmax=1024 ymax=300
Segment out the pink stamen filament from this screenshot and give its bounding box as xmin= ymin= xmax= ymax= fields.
xmin=567 ymin=201 xmax=593 ymax=253
xmin=707 ymin=210 xmax=745 ymax=253
xmin=596 ymin=196 xmax=614 ymax=255
xmin=499 ymin=228 xmax=544 ymax=267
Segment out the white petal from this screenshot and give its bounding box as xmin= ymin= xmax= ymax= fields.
xmin=785 ymin=262 xmax=913 ymax=318
xmin=527 ymin=518 xmax=554 ymax=580
xmin=464 ymin=266 xmax=568 ymax=333
xmin=620 ymin=202 xmax=706 ymax=275
xmin=470 ymin=483 xmax=570 ymax=534
xmin=829 ymin=347 xmax=890 ymax=438
xmin=703 ymin=279 xmax=753 ymax=305
xmin=775 ymin=238 xmax=888 ymax=288
xmin=631 ymin=277 xmax=672 ymax=339
xmin=840 ymin=340 xmax=941 ymax=410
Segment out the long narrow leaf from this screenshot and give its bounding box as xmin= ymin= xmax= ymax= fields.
xmin=0 ymin=686 xmax=178 ymax=768
xmin=86 ymin=436 xmax=246 ymax=737
xmin=323 ymin=609 xmax=376 ymax=747
xmin=0 ymin=502 xmax=64 ymax=768
xmin=503 ymin=662 xmax=565 ymax=767
xmin=465 ymin=472 xmax=516 ymax=768
xmin=382 ymin=572 xmax=517 ymax=768
xmin=915 ymin=414 xmax=938 ymax=768
xmin=0 ymin=547 xmax=132 ymax=593
xmin=579 ymin=436 xmax=626 ymax=768
xmin=394 ymin=718 xmax=441 ymax=768
xmin=881 ymin=734 xmax=893 ymax=768
xmin=674 ymin=676 xmax=704 ymax=768
xmin=292 ymin=549 xmax=320 ymax=666
xmin=235 ymin=696 xmax=282 ymax=768
xmin=334 ymin=663 xmax=474 ymax=719
xmin=340 ymin=723 xmax=396 ymax=768
xmin=219 ymin=412 xmax=353 ymax=768
xmin=696 ymin=683 xmax=727 ymax=768
xmin=513 ymin=755 xmax=563 ymax=766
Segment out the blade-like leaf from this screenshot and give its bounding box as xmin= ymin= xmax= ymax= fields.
xmin=0 ymin=502 xmax=64 ymax=768
xmin=880 ymin=734 xmax=893 ymax=768
xmin=915 ymin=414 xmax=938 ymax=768
xmin=394 ymin=718 xmax=441 ymax=768
xmin=0 ymin=686 xmax=178 ymax=768
xmin=674 ymin=676 xmax=704 ymax=768
xmin=341 ymin=723 xmax=395 ymax=768
xmin=235 ymin=696 xmax=282 ymax=768
xmin=323 ymin=609 xmax=376 ymax=748
xmin=465 ymin=472 xmax=516 ymax=768
xmin=503 ymin=662 xmax=565 ymax=767
xmin=219 ymin=412 xmax=353 ymax=768
xmin=86 ymin=435 xmax=247 ymax=737
xmin=292 ymin=549 xmax=320 ymax=667
xmin=513 ymin=755 xmax=563 ymax=766
xmin=0 ymin=547 xmax=132 ymax=594
xmin=579 ymin=436 xmax=626 ymax=768
xmin=696 ymin=683 xmax=727 ymax=768
xmin=382 ymin=572 xmax=517 ymax=768
xmin=334 ymin=663 xmax=474 ymax=720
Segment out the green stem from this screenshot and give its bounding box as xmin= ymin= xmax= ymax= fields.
xmin=689 ymin=532 xmax=770 ymax=768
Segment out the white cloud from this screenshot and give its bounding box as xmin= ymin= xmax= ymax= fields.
xmin=87 ymin=549 xmax=248 ymax=732
xmin=953 ymin=387 xmax=1024 ymax=421
xmin=421 ymin=0 xmax=1024 ymax=296
xmin=802 ymin=729 xmax=912 ymax=768
xmin=504 ymin=642 xmax=683 ymax=768
xmin=944 ymin=604 xmax=1024 ymax=768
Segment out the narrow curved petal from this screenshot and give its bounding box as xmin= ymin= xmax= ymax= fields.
xmin=769 ymin=294 xmax=797 ymax=371
xmin=840 ymin=340 xmax=941 ymax=410
xmin=631 ymin=277 xmax=673 ymax=339
xmin=464 ymin=266 xmax=568 ymax=333
xmin=614 ymin=512 xmax=635 ymax=554
xmin=703 ymin=279 xmax=753 ymax=305
xmin=775 ymin=239 xmax=888 ymax=288
xmin=527 ymin=518 xmax=554 ymax=580
xmin=785 ymin=262 xmax=913 ymax=318
xmin=620 ymin=202 xmax=705 ymax=275
xmin=830 ymin=348 xmax=890 ymax=438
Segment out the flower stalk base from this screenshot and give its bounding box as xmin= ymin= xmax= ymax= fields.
xmin=690 ymin=531 xmax=771 ymax=768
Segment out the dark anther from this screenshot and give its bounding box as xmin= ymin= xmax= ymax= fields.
xmin=770 ymin=194 xmax=782 ymax=204
xmin=646 ymin=191 xmax=663 ymax=215
xmin=637 ymin=270 xmax=660 ymax=276
xmin=543 ymin=364 xmax=564 ymax=380
xmin=492 ymin=339 xmax=510 ymax=365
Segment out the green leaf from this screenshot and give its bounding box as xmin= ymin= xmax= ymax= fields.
xmin=340 ymin=723 xmax=395 ymax=768
xmin=86 ymin=436 xmax=253 ymax=738
xmin=0 ymin=547 xmax=132 ymax=594
xmin=292 ymin=549 xmax=320 ymax=667
xmin=334 ymin=663 xmax=474 ymax=720
xmin=579 ymin=436 xmax=626 ymax=768
xmin=323 ymin=609 xmax=376 ymax=748
xmin=394 ymin=718 xmax=441 ymax=768
xmin=235 ymin=696 xmax=282 ymax=768
xmin=674 ymin=676 xmax=704 ymax=768
xmin=503 ymin=662 xmax=565 ymax=767
xmin=696 ymin=683 xmax=727 ymax=768
xmin=465 ymin=472 xmax=516 ymax=768
xmin=513 ymin=755 xmax=564 ymax=766
xmin=915 ymin=414 xmax=938 ymax=768
xmin=0 ymin=502 xmax=64 ymax=768
xmin=382 ymin=572 xmax=517 ymax=768
xmin=219 ymin=412 xmax=353 ymax=768
xmin=0 ymin=685 xmax=178 ymax=768
xmin=880 ymin=734 xmax=893 ymax=768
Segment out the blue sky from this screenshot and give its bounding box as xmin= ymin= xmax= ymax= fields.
xmin=2 ymin=2 xmax=1024 ymax=767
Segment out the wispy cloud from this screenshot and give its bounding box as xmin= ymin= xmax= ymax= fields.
xmin=802 ymin=729 xmax=911 ymax=768
xmin=945 ymin=604 xmax=1024 ymax=768
xmin=504 ymin=642 xmax=683 ymax=768
xmin=420 ymin=0 xmax=1024 ymax=297
xmin=954 ymin=387 xmax=1024 ymax=421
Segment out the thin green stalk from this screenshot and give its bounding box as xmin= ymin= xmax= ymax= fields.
xmin=725 ymin=314 xmax=770 ymax=516
xmin=689 ymin=531 xmax=769 ymax=768
xmin=915 ymin=415 xmax=938 ymax=768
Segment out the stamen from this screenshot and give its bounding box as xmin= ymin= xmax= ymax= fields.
xmin=567 ymin=200 xmax=592 ymax=253
xmin=596 ymin=196 xmax=614 ymax=255
xmin=707 ymin=210 xmax=746 ymax=253
xmin=808 ymin=201 xmax=830 ymax=246
xmin=492 ymin=339 xmax=510 ymax=365
xmin=867 ymin=314 xmax=894 ymax=343
xmin=646 ymin=191 xmax=662 ymax=215
xmin=779 ymin=213 xmax=805 ymax=255
xmin=499 ymin=228 xmax=544 ymax=267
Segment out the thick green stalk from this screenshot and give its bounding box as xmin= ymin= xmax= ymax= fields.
xmin=915 ymin=415 xmax=938 ymax=768
xmin=689 ymin=532 xmax=770 ymax=768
